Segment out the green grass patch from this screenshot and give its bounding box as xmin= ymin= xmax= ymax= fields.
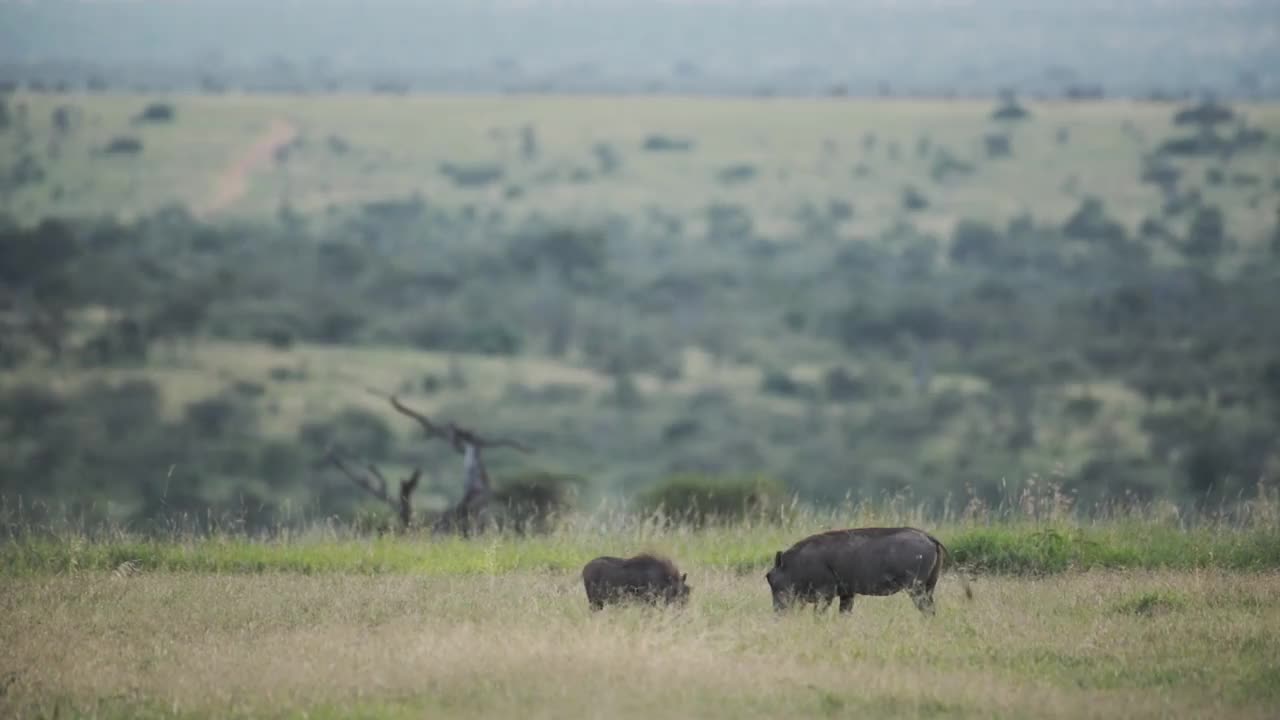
xmin=4 ymin=519 xmax=1277 ymax=576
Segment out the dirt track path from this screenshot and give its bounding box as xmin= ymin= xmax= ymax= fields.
xmin=199 ymin=118 xmax=298 ymax=217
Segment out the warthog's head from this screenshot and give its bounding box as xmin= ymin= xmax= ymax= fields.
xmin=765 ymin=551 xmax=796 ymax=611
xmin=664 ymin=573 xmax=692 ymax=606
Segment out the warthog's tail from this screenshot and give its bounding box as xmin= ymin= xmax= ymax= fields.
xmin=928 ymin=534 xmax=974 ymax=600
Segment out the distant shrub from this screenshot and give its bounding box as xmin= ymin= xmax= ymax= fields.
xmin=315 ymin=309 xmax=365 ymax=344
xmin=520 ymin=125 xmax=539 ymax=161
xmin=1158 ymin=132 xmax=1231 ymax=157
xmin=1140 ymin=157 xmax=1181 ymax=191
xmin=0 ymin=384 xmax=65 ymax=436
xmin=827 ymin=199 xmax=853 ymax=221
xmin=930 ymin=149 xmax=974 ymax=183
xmin=592 ymin=142 xmax=620 ymax=174
xmin=760 ymin=370 xmax=805 ymax=397
xmin=251 ymin=326 xmax=295 ymax=350
xmin=102 ymin=136 xmax=143 ymax=155
xmin=1162 ymin=188 xmax=1201 ymax=216
xmin=717 ymin=163 xmax=757 ymax=184
xmin=706 ymin=203 xmax=754 ymax=242
xmin=642 ymin=134 xmax=694 ymax=152
xmin=439 ymin=162 xmax=504 ymax=188
xmin=823 ymin=366 xmax=867 ymax=401
xmin=1173 ymin=102 xmax=1234 ymax=127
xmin=991 ymin=101 xmax=1030 ymax=121
xmin=1183 ymin=205 xmax=1227 ymax=261
xmin=1138 ymin=217 xmax=1173 ymax=241
xmin=1232 ymin=126 xmax=1267 ymax=151
xmin=638 ymin=473 xmax=787 ymax=525
xmin=361 ymin=196 xmax=426 ymax=223
xmin=493 ymin=471 xmax=583 ymax=534
xmin=662 ymin=418 xmax=700 ymax=444
xmin=1063 ymin=394 xmax=1102 ymax=422
xmin=409 ymin=317 xmax=522 ymax=356
xmin=10 ymin=154 xmax=45 ymax=186
xmin=134 ymin=103 xmax=175 ymax=124
xmin=228 ymin=381 xmax=265 ymax=399
xmin=984 ymin=134 xmax=1012 ymax=158
xmin=949 ymin=220 xmax=1004 ymax=265
xmin=1065 ymin=84 xmax=1104 ymax=100
xmin=327 ymin=135 xmax=350 ymax=154
xmin=184 ymin=395 xmax=254 ymax=439
xmin=371 ymin=80 xmax=409 ymax=95
xmin=200 ymin=76 xmax=227 ymax=94
xmin=901 ymin=185 xmax=929 ymax=211
xmin=503 ymin=382 xmax=587 ymax=405
xmin=267 ymin=366 xmax=307 ymax=382
xmin=51 ymin=105 xmax=74 ymax=134
xmin=1062 ymin=197 xmax=1127 ymax=245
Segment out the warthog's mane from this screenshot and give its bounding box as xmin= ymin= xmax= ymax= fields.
xmin=623 ymin=553 xmax=682 ymax=578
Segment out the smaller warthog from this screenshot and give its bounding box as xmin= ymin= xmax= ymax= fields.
xmin=582 ymin=553 xmax=691 ymax=610
xmin=765 ymin=527 xmax=972 ymax=615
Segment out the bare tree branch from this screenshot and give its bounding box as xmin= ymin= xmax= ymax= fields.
xmin=387 ymin=394 xmax=534 ymax=454
xmin=326 ymin=448 xmax=421 ymax=529
xmin=388 ymin=394 xmax=449 ymax=442
xmin=328 ymin=451 xmax=392 ymax=505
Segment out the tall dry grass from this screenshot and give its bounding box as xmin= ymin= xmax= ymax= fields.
xmin=1 ymin=569 xmax=1277 ymax=719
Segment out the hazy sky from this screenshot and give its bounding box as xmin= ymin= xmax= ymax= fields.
xmin=2 ymin=0 xmax=1275 ymax=96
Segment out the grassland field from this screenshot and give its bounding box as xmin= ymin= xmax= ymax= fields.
xmin=2 ymin=515 xmax=1279 ymax=719
xmin=4 ymin=93 xmax=1279 ymax=245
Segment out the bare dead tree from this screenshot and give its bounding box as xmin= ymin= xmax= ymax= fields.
xmin=324 ymin=389 xmax=532 ymax=535
xmin=326 ymin=449 xmax=421 ymax=529
xmin=387 ymin=394 xmax=532 ymax=536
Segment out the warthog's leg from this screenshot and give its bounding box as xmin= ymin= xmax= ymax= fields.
xmin=586 ymin=588 xmax=605 ymax=611
xmin=909 ymin=586 xmax=936 ymax=616
xmin=838 ymin=594 xmax=854 ymax=613
xmin=817 ymin=593 xmax=835 ymax=614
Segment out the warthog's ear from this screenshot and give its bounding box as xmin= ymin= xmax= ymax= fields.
xmin=774 ymin=551 xmax=783 ymax=568
xmin=681 ymin=573 xmax=687 ymax=583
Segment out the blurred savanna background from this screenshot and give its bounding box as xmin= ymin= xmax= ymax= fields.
xmin=2 ymin=0 xmax=1279 ymax=528
xmin=1 ymin=3 xmax=1280 ymax=717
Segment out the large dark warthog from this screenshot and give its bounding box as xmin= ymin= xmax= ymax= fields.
xmin=582 ymin=553 xmax=691 ymax=610
xmin=765 ymin=527 xmax=972 ymax=615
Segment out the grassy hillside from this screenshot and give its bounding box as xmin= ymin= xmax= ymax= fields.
xmin=3 ymin=92 xmax=1280 ymax=525
xmin=4 ymin=93 xmax=1278 ymax=241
